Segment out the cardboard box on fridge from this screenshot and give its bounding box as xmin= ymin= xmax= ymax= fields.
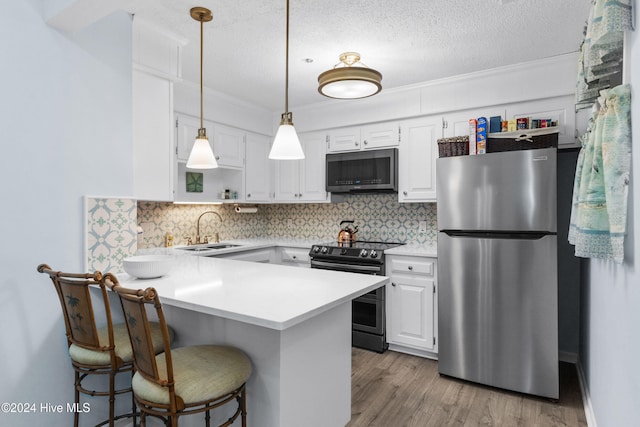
xmin=468 ymin=119 xmax=477 ymax=155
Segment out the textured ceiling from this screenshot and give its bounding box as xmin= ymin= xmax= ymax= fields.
xmin=123 ymin=0 xmax=591 ymax=111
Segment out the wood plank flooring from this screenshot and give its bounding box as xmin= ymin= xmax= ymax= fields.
xmin=348 ymin=348 xmax=587 ymax=427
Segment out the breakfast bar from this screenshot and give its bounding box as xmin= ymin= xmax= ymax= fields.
xmin=117 ymin=254 xmax=388 ymax=427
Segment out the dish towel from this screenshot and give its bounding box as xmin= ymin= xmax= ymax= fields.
xmin=569 ymin=84 xmax=632 ymax=263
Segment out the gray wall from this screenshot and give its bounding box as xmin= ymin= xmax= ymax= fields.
xmin=578 ymin=22 xmax=640 ymax=427
xmin=0 ymin=3 xmax=133 ymax=426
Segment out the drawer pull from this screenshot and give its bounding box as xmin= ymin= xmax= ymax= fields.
xmin=408 ymin=266 xmax=413 ymax=271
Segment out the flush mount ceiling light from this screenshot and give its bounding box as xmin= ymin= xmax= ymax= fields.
xmin=186 ymin=6 xmax=218 ymax=169
xmin=269 ymin=0 xmax=305 ymax=160
xmin=318 ymin=52 xmax=382 ymax=99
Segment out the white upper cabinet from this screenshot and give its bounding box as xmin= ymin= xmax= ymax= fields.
xmin=327 ymin=122 xmax=400 ymax=152
xmin=133 ymin=18 xmax=185 ymax=79
xmin=175 ymin=113 xmax=201 ymax=162
xmin=273 ymin=131 xmax=329 ymax=203
xmin=175 ymin=113 xmax=245 ymax=168
xmin=132 ymin=69 xmax=174 ymax=202
xmin=213 ymin=124 xmax=245 ymax=168
xmin=326 ymin=126 xmax=360 ymax=152
xmin=299 ymin=132 xmax=329 ymax=202
xmin=244 ymin=132 xmax=272 ymax=202
xmin=398 ymin=116 xmax=442 ymax=203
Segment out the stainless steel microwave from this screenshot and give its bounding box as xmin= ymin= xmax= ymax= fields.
xmin=326 ymin=148 xmax=398 ymax=193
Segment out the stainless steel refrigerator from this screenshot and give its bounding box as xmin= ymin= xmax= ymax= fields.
xmin=436 ymin=147 xmax=559 ymax=399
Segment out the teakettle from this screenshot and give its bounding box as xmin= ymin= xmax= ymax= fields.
xmin=338 ymin=220 xmax=358 ymax=246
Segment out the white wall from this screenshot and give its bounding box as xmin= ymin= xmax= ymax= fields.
xmin=0 ymin=1 xmax=133 ymax=425
xmin=579 ymin=27 xmax=640 ymax=427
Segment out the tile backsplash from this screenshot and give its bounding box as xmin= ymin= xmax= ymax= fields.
xmin=86 ymin=197 xmax=138 ymax=273
xmin=137 ymin=194 xmax=437 ymax=249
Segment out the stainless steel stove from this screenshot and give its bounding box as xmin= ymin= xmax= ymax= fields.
xmin=309 ymin=241 xmax=404 ymax=353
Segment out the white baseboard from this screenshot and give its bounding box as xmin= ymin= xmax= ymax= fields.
xmin=576 ymin=360 xmax=597 ymax=427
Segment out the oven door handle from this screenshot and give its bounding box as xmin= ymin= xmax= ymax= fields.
xmin=310 ymin=260 xmax=382 ymax=274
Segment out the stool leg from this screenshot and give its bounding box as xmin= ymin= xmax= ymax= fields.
xmin=241 ymin=387 xmax=247 ymax=427
xmin=109 ymin=371 xmax=115 ymax=427
xmin=73 ymin=370 xmax=80 ymax=427
xmin=205 ymin=409 xmax=210 ymax=427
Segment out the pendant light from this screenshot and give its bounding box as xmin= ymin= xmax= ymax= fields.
xmin=269 ymin=0 xmax=305 ymax=160
xmin=318 ymin=52 xmax=382 ymax=99
xmin=187 ymin=7 xmax=218 ymax=169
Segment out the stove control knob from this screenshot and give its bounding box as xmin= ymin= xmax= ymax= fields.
xmin=313 ymin=246 xmax=320 ymax=253
xmin=340 ymin=248 xmax=348 ymax=255
xmin=359 ymin=249 xmax=368 ymax=257
xmin=369 ymin=250 xmax=378 ymax=259
xmin=321 ymin=246 xmax=329 ymax=254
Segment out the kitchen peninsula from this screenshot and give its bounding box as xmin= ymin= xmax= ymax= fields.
xmin=117 ymin=252 xmax=388 ymax=427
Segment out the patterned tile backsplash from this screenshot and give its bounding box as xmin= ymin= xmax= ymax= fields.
xmin=137 ymin=194 xmax=437 ymax=249
xmin=86 ymin=197 xmax=138 ymax=273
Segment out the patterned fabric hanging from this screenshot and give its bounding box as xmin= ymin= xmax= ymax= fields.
xmin=569 ymin=84 xmax=632 ymax=263
xmin=576 ymin=0 xmax=633 ymax=109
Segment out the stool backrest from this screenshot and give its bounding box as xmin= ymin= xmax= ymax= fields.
xmin=37 ymin=264 xmax=123 ymax=368
xmin=104 ymin=274 xmax=175 ymax=391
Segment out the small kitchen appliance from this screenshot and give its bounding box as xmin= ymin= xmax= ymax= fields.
xmin=326 ymin=148 xmax=398 ymax=193
xmin=337 ymin=220 xmax=358 ymax=245
xmin=309 ymin=240 xmax=403 ymax=353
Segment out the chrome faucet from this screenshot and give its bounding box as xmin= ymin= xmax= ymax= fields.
xmin=195 ymin=210 xmax=222 ymax=244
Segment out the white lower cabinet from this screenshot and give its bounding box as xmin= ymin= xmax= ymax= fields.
xmin=386 ymin=255 xmax=437 ymax=358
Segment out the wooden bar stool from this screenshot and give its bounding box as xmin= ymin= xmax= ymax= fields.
xmin=104 ymin=272 xmax=252 ymax=427
xmin=37 ymin=264 xmax=171 ymax=427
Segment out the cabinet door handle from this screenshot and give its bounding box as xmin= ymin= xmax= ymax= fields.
xmin=408 ymin=266 xmax=413 ymax=271
xmin=363 ymin=140 xmax=368 ymax=145
xmin=403 ymin=191 xmax=408 ymax=196
xmin=292 ymin=255 xmax=297 ymax=259
xmin=355 ymin=142 xmax=359 ymax=146
xmin=215 ymin=156 xmax=220 ymax=160
xmin=247 ymin=193 xmax=251 ymax=198
xmin=391 ymin=282 xmax=397 ymax=287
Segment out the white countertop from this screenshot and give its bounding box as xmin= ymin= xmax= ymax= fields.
xmin=385 ymin=242 xmax=438 ymax=257
xmin=118 ymin=252 xmax=388 ymax=331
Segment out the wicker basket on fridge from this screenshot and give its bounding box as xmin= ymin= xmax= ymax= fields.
xmin=486 ymin=127 xmax=558 ymax=153
xmin=437 ymin=136 xmax=469 ymax=157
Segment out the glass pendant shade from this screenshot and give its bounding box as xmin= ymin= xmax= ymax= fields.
xmin=187 ymin=7 xmax=217 ymax=169
xmin=187 ymin=129 xmax=218 ymax=169
xmin=270 ymin=0 xmax=305 ymax=160
xmin=269 ymin=117 xmax=304 ymax=160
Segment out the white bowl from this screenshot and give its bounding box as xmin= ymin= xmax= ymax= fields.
xmin=122 ymin=255 xmax=174 ymax=279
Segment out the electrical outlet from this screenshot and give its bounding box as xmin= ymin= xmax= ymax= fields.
xmin=419 ymin=220 xmax=427 ymax=233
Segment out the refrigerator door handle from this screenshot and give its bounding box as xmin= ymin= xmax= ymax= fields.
xmin=442 ymin=230 xmax=556 ymax=240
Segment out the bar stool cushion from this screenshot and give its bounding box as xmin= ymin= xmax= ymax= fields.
xmin=69 ymin=322 xmax=170 ymax=366
xmin=132 ymin=345 xmax=252 ymax=405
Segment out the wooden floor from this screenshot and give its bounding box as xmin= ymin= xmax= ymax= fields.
xmin=348 ymin=348 xmax=587 ymax=427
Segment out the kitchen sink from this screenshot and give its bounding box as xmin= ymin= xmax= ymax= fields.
xmin=178 ymin=243 xmax=241 ymax=252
